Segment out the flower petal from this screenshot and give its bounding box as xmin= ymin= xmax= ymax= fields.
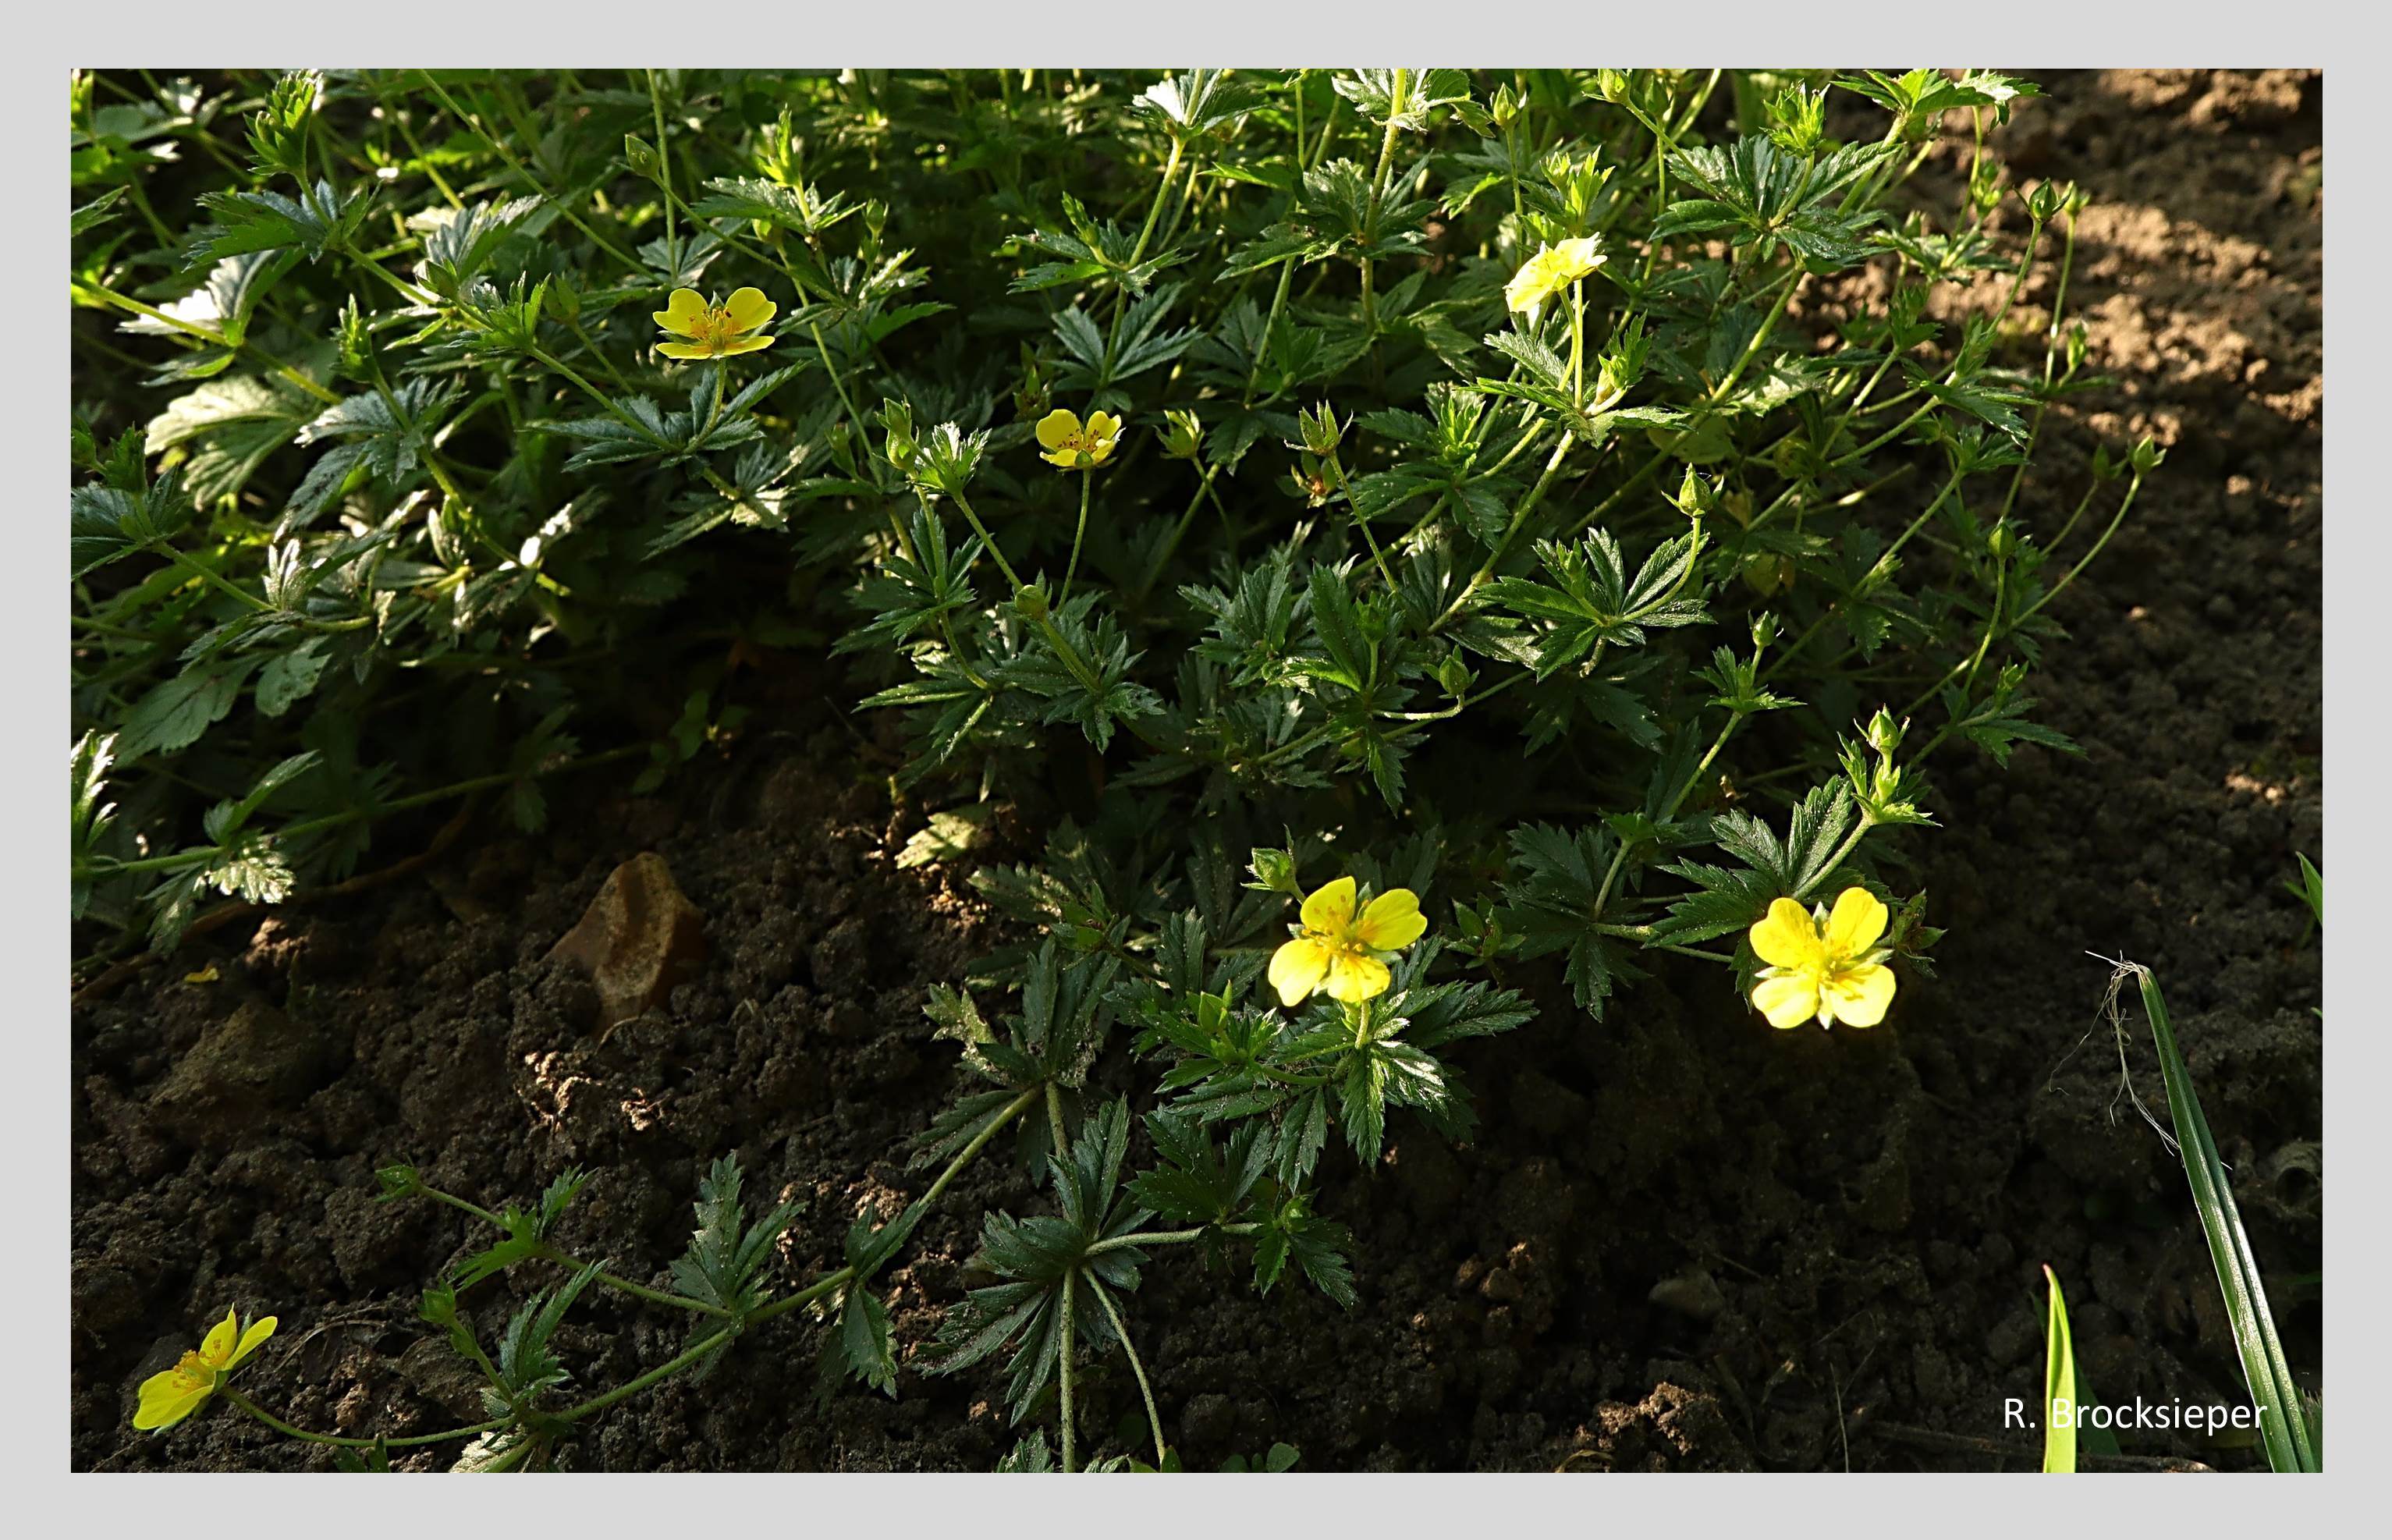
xmin=655 ymin=288 xmax=708 ymax=336
xmin=1822 ymin=886 xmax=1889 ymax=959
xmin=1748 ymin=898 xmax=1824 ymax=969
xmin=199 ymin=1308 xmax=240 ymax=1368
xmin=1324 ymin=949 xmax=1392 ymax=1003
xmin=1822 ymin=963 xmax=1897 ymax=1027
xmin=721 ymin=286 xmax=775 ymax=334
xmin=1268 ymin=938 xmax=1333 ymax=1006
xmin=1751 ymin=971 xmax=1820 ymax=1030
xmin=719 ymin=333 xmax=775 ymax=356
xmin=1355 ymin=888 xmax=1427 ymax=951
xmin=1035 ymin=409 xmax=1082 ymax=451
xmin=229 ymin=1314 xmax=279 ymax=1371
xmin=657 ymin=341 xmax=714 ymax=360
xmin=1041 ymin=447 xmax=1078 ymax=468
xmin=1299 ymin=876 xmax=1358 ymax=937
xmin=132 ymin=1366 xmax=215 ymax=1432
xmin=1084 ymin=411 xmax=1120 ymax=441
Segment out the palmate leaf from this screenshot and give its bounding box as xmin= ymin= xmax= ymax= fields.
xmin=1126 ymin=1109 xmax=1269 ymax=1226
xmin=1709 ymin=779 xmax=1856 ymax=898
xmin=1133 ymin=69 xmax=1264 ymax=137
xmin=410 ymin=196 xmax=545 ymax=293
xmin=70 ymin=467 xmax=199 ymax=577
xmin=145 ymin=375 xmax=317 ymax=505
xmin=1654 ymin=134 xmax=1894 ymax=271
xmin=694 ymin=176 xmax=859 ymax=237
xmin=997 ymin=601 xmax=1165 ymax=751
xmin=291 ymin=378 xmax=466 ymax=512
xmin=495 ymin=1261 xmax=602 ymax=1405
xmin=186 ymin=179 xmax=371 ymax=268
xmin=928 ymin=1100 xmax=1152 ymax=1423
xmin=1497 ymin=822 xmax=1647 ymax=1017
xmin=119 ymin=250 xmax=296 ymax=351
xmin=669 ymin=1154 xmax=800 ymax=1332
xmin=1251 ymin=1201 xmax=1356 ymax=1308
xmin=542 ymin=364 xmax=803 ymax=472
xmin=1486 ymin=530 xmax=1710 ymax=679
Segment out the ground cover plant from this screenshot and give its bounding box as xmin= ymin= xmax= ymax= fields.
xmin=72 ymin=67 xmax=2229 ymax=1472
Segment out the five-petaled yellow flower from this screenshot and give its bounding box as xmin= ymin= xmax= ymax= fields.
xmin=1504 ymin=236 xmax=1606 ymax=318
xmin=1035 ymin=407 xmax=1120 ymax=470
xmin=651 ymin=286 xmax=777 ymax=360
xmin=1747 ymin=886 xmax=1898 ymax=1030
xmin=1268 ymin=876 xmax=1428 ymax=1007
xmin=133 ymin=1306 xmax=278 ymax=1431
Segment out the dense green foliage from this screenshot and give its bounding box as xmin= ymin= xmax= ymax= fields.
xmin=74 ymin=67 xmax=2153 ymax=1469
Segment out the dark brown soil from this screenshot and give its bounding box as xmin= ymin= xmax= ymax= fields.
xmin=71 ymin=69 xmax=2322 ymax=1472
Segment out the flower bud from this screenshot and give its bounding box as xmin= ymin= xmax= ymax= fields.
xmin=1159 ymin=407 xmax=1205 ymax=460
xmin=1865 ymin=708 xmax=1906 ymax=755
xmin=878 ymin=399 xmax=917 ymax=471
xmin=1297 ymin=401 xmax=1345 ymax=457
xmin=1246 ymin=846 xmax=1300 ymax=896
xmin=1673 ymin=464 xmax=1716 ymax=521
xmin=623 ymin=133 xmax=661 ymax=180
xmin=2129 ymin=435 xmax=2166 ymax=474
xmin=1015 ymin=583 xmax=1049 ymax=622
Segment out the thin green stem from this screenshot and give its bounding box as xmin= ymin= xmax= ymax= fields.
xmin=1059 ymin=1268 xmax=1078 ymax=1472
xmin=2014 ymin=469 xmax=2145 ymax=627
xmin=1089 ymin=1276 xmax=1166 ymax=1466
xmin=1060 ymin=474 xmax=1093 ymax=608
xmin=81 ymin=282 xmax=340 ymax=406
xmin=221 ymin=1388 xmax=511 ymax=1451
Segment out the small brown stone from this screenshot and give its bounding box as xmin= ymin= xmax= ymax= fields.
xmin=1647 ymin=1269 xmax=1727 ymax=1322
xmin=545 ymin=853 xmax=708 ymax=1027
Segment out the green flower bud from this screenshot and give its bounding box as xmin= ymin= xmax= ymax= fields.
xmin=1865 ymin=708 xmax=1907 ymax=755
xmin=1673 ymin=465 xmax=1717 ymax=520
xmin=1015 ymin=583 xmax=1049 ymax=622
xmin=1296 ymin=401 xmax=1345 ymax=457
xmin=623 ymin=133 xmax=661 ymax=180
xmin=879 ymin=399 xmax=918 ymax=471
xmin=1159 ymin=407 xmax=1205 ymax=460
xmin=1245 ymin=846 xmax=1301 ymax=896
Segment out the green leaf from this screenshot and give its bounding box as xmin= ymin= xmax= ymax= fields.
xmin=117 ymin=659 xmax=259 ymax=761
xmin=2106 ymin=962 xmax=2320 ymax=1471
xmin=2042 ymin=1265 xmax=2077 ymax=1474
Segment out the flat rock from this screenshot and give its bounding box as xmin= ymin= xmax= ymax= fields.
xmin=545 ymin=853 xmax=707 ymax=1027
xmin=147 ymin=999 xmax=339 ymax=1141
xmin=1646 ymin=1269 xmax=1727 ymax=1322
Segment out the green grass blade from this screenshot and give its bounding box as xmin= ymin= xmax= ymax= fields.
xmin=2117 ymin=962 xmax=2320 ymax=1472
xmin=2042 ymin=1265 xmax=2077 ymax=1474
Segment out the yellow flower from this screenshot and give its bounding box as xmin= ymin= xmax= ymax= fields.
xmin=1504 ymin=236 xmax=1606 ymax=318
xmin=1747 ymin=886 xmax=1898 ymax=1030
xmin=1268 ymin=876 xmax=1428 ymax=1007
xmin=651 ymin=286 xmax=777 ymax=360
xmin=133 ymin=1306 xmax=277 ymax=1432
xmin=1035 ymin=407 xmax=1120 ymax=470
